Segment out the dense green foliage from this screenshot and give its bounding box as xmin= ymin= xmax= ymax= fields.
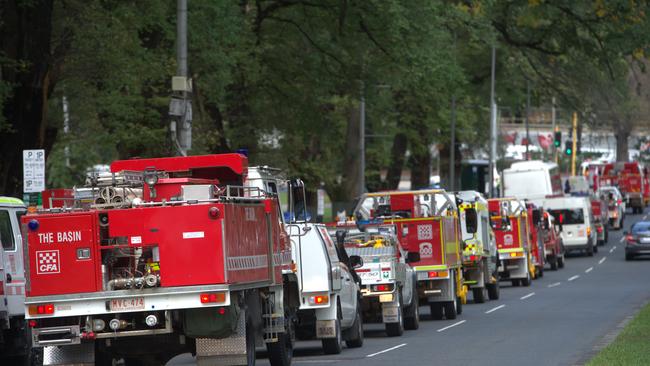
xmin=2 ymin=1 xmax=650 ymax=206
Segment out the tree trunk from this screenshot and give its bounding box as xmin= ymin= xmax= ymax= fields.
xmin=409 ymin=147 xmax=431 ymax=190
xmin=615 ymin=124 xmax=630 ymax=162
xmin=0 ymin=0 xmax=57 ymax=196
xmin=384 ymin=132 xmax=407 ymax=190
xmin=329 ymin=104 xmax=361 ymax=217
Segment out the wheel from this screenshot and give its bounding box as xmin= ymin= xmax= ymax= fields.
xmin=625 ymin=253 xmax=634 ymax=261
xmin=322 ymin=319 xmax=343 ymax=354
xmin=403 ymin=290 xmax=420 ymax=330
xmin=593 ymin=244 xmax=599 ymax=254
xmin=520 ymin=271 xmax=531 ymax=287
xmin=487 ymin=282 xmax=500 ymax=300
xmin=245 ymin=314 xmax=257 ymax=366
xmin=443 ymin=300 xmax=457 ymax=320
xmin=430 ymin=303 xmax=444 ymax=320
xmin=472 ymin=287 xmax=486 ymax=304
xmin=511 ymin=279 xmax=520 ymax=287
xmin=587 ymin=243 xmax=594 ymax=257
xmin=456 ymin=296 xmax=463 ymax=315
xmin=558 ymin=255 xmax=565 ymax=269
xmin=549 ymin=256 xmax=558 ymax=271
xmin=385 ymin=314 xmax=404 ymax=337
xmin=346 ymin=307 xmax=364 ymax=347
xmin=604 ymin=228 xmax=609 ymax=243
xmin=267 ymin=325 xmax=293 ymax=366
xmin=536 ymin=265 xmax=544 ymax=278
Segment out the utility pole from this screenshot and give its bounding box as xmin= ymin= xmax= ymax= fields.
xmin=488 ymin=45 xmax=497 ymax=197
xmin=359 ymin=82 xmax=366 ymax=196
xmin=571 ymin=112 xmax=578 ymax=176
xmin=552 ymin=97 xmax=558 ymax=164
xmin=169 ymin=0 xmax=192 ymax=156
xmin=450 ymin=95 xmax=456 ymax=191
xmin=62 ymin=95 xmax=70 ymax=168
xmin=525 ymin=80 xmax=531 ymax=160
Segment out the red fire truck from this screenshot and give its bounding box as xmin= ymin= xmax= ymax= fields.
xmin=591 ymin=196 xmax=608 ymax=246
xmin=353 ymin=190 xmax=465 ymax=320
xmin=22 ymin=154 xmax=293 ymax=366
xmin=488 ymin=198 xmax=535 ymax=286
xmin=600 ymin=162 xmax=646 ymax=214
xmin=525 ymin=203 xmax=545 ymax=279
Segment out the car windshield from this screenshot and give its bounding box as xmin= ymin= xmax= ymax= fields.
xmin=548 ymin=209 xmax=584 ymax=225
xmin=632 ymin=223 xmax=650 ymax=235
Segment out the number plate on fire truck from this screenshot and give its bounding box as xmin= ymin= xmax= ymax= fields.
xmin=110 ymin=297 xmax=145 ymax=311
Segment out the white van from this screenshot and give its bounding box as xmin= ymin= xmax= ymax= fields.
xmin=543 ymin=196 xmax=598 ymax=256
xmin=503 ymin=161 xmax=563 ymax=205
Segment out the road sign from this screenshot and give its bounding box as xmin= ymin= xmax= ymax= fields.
xmin=23 ymin=149 xmax=45 ymax=193
xmin=317 ymin=189 xmax=325 ymax=216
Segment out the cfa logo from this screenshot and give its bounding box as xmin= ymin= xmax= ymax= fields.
xmin=36 ymin=250 xmax=60 ymax=274
xmin=419 ymin=242 xmax=433 ymax=258
xmin=504 ymin=234 xmax=514 ymax=246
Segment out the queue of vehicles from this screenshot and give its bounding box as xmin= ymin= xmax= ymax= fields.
xmin=0 ymin=155 xmax=645 ymax=366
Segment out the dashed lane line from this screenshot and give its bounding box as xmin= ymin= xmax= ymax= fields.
xmin=485 ymin=305 xmax=506 ymax=314
xmin=619 ymin=236 xmax=625 ymax=243
xmin=568 ymin=275 xmax=580 ymax=282
xmin=585 ymin=267 xmax=593 ymax=273
xmin=520 ymin=292 xmax=535 ymax=300
xmin=599 ymin=257 xmax=607 ymax=264
xmin=609 ymin=246 xmax=617 ymax=253
xmin=644 ymin=215 xmax=648 ymax=220
xmin=436 ymin=320 xmax=466 ymax=333
xmin=365 ymin=343 xmax=407 ymax=358
xmin=548 ymin=282 xmax=562 ymax=288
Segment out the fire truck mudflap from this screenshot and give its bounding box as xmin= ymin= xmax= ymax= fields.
xmin=22 ymin=154 xmax=291 ymax=366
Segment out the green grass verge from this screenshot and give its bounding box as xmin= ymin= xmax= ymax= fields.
xmin=588 ymin=301 xmax=650 ymax=366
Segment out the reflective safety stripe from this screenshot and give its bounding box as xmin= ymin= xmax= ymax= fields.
xmin=414 ymin=265 xmax=448 ymax=271
xmin=0 ymin=197 xmax=25 ymax=206
xmin=498 ymin=248 xmax=524 ymax=253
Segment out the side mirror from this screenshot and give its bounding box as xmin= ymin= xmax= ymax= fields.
xmin=405 ymin=252 xmax=420 ymax=263
xmin=464 ymin=208 xmax=478 ymax=234
xmin=349 ymin=255 xmax=364 ymax=269
xmin=288 ymin=178 xmax=308 ymax=223
xmin=335 ymin=230 xmax=346 ymax=246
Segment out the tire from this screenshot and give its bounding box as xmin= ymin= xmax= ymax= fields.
xmin=385 ymin=315 xmax=404 ymax=337
xmin=549 ymin=255 xmax=558 ymax=271
xmin=322 ymin=318 xmax=343 ymax=355
xmin=604 ymin=228 xmax=609 ymax=243
xmin=403 ymin=291 xmax=420 ymax=330
xmin=625 ymin=253 xmax=634 ymax=261
xmin=587 ymin=243 xmax=594 ymax=257
xmin=594 ymin=244 xmax=599 ymax=254
xmin=520 ymin=271 xmax=531 ymax=287
xmin=558 ymin=255 xmax=565 ymax=269
xmin=472 ymin=287 xmax=486 ymax=304
xmin=511 ymin=279 xmax=520 ymax=287
xmin=444 ymin=300 xmax=457 ymax=320
xmin=536 ymin=265 xmax=544 ymax=278
xmin=346 ymin=307 xmax=364 ymax=347
xmin=245 ymin=314 xmax=257 ymax=366
xmin=430 ymin=303 xmax=444 ymax=320
xmin=456 ymin=296 xmax=463 ymax=315
xmin=487 ymin=282 xmax=500 ymax=300
xmin=267 ymin=328 xmax=293 ymax=366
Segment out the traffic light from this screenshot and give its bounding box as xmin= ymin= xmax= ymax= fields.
xmin=564 ymin=141 xmax=572 ymax=156
xmin=554 ymin=131 xmax=562 ymax=147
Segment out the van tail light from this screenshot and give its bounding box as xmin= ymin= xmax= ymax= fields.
xmin=587 ymin=227 xmax=591 ymax=236
xmin=28 ymin=303 xmax=55 ymax=316
xmin=199 ymin=292 xmax=226 ymax=304
xmin=308 ymin=294 xmax=329 ymax=305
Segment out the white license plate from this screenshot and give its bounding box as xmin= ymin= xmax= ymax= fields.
xmin=640 ymin=238 xmax=650 ymax=244
xmin=359 ymin=271 xmax=380 ymax=282
xmin=110 ymin=297 xmax=145 ymax=311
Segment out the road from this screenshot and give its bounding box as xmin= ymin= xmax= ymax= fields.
xmin=169 ymin=210 xmax=650 ymax=366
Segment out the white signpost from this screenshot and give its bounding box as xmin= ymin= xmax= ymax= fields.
xmin=23 ymin=149 xmax=45 ymax=193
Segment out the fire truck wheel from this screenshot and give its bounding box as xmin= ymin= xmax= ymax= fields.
xmin=444 ymin=300 xmax=458 ymax=320
xmin=430 ymin=303 xmax=444 ymax=320
xmin=558 ymin=255 xmax=565 ymax=269
xmin=346 ymin=307 xmax=364 ymax=347
xmin=549 ymin=256 xmax=558 ymax=270
xmin=537 ymin=265 xmax=544 ymax=278
xmin=521 ymin=271 xmax=531 ymax=287
xmin=511 ymin=280 xmax=520 ymax=287
xmin=245 ymin=314 xmax=257 ymax=366
xmin=404 ymin=299 xmax=420 ymax=330
xmin=472 ymin=287 xmax=486 ymax=303
xmin=487 ymin=282 xmax=500 ymax=300
xmin=593 ymin=244 xmax=599 ymax=254
xmin=322 ymin=318 xmax=343 ymax=355
xmin=266 ymin=328 xmax=293 ymax=366
xmin=604 ymin=228 xmax=609 ymax=242
xmin=586 ymin=243 xmax=594 ymax=257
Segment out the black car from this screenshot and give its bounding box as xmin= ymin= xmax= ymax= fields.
xmin=624 ymin=221 xmax=650 ymax=260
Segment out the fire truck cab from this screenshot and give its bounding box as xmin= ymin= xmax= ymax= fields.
xmin=600 ymin=162 xmax=646 ymax=214
xmin=455 ymin=191 xmax=499 ymax=303
xmin=488 ymin=198 xmax=534 ymax=286
xmin=22 ymin=154 xmax=295 ymax=366
xmin=354 ymin=190 xmax=465 ymax=320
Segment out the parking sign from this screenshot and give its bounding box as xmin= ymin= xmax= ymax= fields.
xmin=23 ymin=149 xmax=45 ymax=193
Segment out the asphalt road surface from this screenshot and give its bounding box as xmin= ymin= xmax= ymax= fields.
xmin=169 ymin=209 xmax=650 ymax=366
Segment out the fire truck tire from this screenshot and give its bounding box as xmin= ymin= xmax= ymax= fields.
xmin=245 ymin=313 xmax=257 ymax=366
xmin=521 ymin=271 xmax=531 ymax=287
xmin=404 ymin=300 xmax=420 ymax=330
xmin=558 ymin=255 xmax=565 ymax=268
xmin=346 ymin=307 xmax=364 ymax=347
xmin=593 ymin=244 xmax=599 ymax=254
xmin=444 ymin=301 xmax=458 ymax=320
xmin=537 ymin=265 xmax=544 ymax=278
xmin=487 ymin=282 xmax=500 ymax=300
xmin=267 ymin=329 xmax=293 ymax=366
xmin=604 ymin=228 xmax=609 ymax=242
xmin=511 ymin=280 xmax=520 ymax=287
xmin=430 ymin=303 xmax=444 ymax=320
xmin=472 ymin=287 xmax=486 ymax=303
xmin=549 ymin=256 xmax=558 ymax=270
xmin=322 ymin=319 xmax=343 ymax=355
xmin=586 ymin=243 xmax=594 ymax=257
xmin=456 ymin=296 xmax=463 ymax=315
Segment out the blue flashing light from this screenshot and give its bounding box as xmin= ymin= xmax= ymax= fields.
xmin=28 ymin=219 xmax=39 ymax=231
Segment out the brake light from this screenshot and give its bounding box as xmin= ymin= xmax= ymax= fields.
xmin=427 ymin=271 xmax=448 ymax=278
xmin=28 ymin=320 xmax=37 ymax=327
xmin=587 ymin=227 xmax=591 ymax=236
xmin=28 ymin=303 xmax=55 ymax=316
xmin=308 ymin=295 xmax=329 ymax=305
xmin=199 ymin=292 xmax=226 ymax=304
xmin=372 ymin=284 xmax=394 ymax=292
xmin=626 ymin=235 xmax=636 ymax=244
xmin=510 ymin=252 xmax=523 ymax=258
xmin=617 ymin=199 xmax=623 ymax=205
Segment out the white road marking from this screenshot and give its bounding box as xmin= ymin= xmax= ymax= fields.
xmin=436 ymin=320 xmax=466 ymax=332
xmin=568 ymin=275 xmax=580 ymax=282
xmin=619 ymin=236 xmax=625 ymax=243
xmin=520 ymin=292 xmax=535 ymax=300
xmin=609 ymin=246 xmax=617 ymax=253
xmin=585 ymin=267 xmax=593 ymax=273
xmin=485 ymin=304 xmax=506 ymax=314
xmin=365 ymin=343 xmax=407 ymax=358
xmin=548 ymin=282 xmax=562 ymax=288
xmin=644 ymin=215 xmax=647 ymax=220
xmin=599 ymin=257 xmax=607 ymax=264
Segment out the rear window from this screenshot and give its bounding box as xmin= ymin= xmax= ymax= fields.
xmin=632 ymin=223 xmax=650 ymax=234
xmin=548 ymin=209 xmax=585 ymax=225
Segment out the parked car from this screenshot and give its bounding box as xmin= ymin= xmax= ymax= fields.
xmin=624 ymin=221 xmax=650 ymax=260
xmin=600 ymin=186 xmax=625 ymax=230
xmin=544 ymin=196 xmax=598 ymax=256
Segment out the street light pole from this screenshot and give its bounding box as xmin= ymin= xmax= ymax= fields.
xmin=489 ymin=45 xmax=497 ymax=197
xmin=525 ymin=79 xmax=531 ymax=160
xmin=450 ymin=95 xmax=456 ymax=192
xmin=359 ymin=82 xmax=366 ymax=196
xmin=169 ymin=0 xmax=192 ymax=156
